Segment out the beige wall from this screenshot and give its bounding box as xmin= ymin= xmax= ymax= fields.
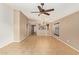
xmin=14 ymin=10 xmax=20 ymax=42
xmin=49 ymin=22 xmax=53 ymax=36
xmin=53 ymin=11 xmax=79 ymax=51
xmin=14 ymin=10 xmax=31 ymax=42
xmin=20 ymin=12 xmax=29 ymax=41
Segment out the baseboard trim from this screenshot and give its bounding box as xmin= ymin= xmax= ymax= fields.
xmin=13 ymin=34 xmax=30 ymax=43
xmin=0 ymin=40 xmax=13 ymax=48
xmin=53 ymin=36 xmax=79 ymax=53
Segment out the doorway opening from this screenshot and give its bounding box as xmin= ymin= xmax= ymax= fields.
xmin=31 ymin=25 xmax=36 ymax=35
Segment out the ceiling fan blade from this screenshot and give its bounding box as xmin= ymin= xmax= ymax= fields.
xmin=38 ymin=6 xmax=43 ymax=12
xmin=31 ymin=12 xmax=40 ymax=13
xmin=43 ymin=12 xmax=50 ymax=15
xmin=45 ymin=9 xmax=54 ymax=12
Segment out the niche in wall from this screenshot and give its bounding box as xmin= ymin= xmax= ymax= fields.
xmin=54 ymin=22 xmax=60 ymax=37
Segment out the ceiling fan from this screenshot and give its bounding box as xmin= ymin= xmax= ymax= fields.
xmin=31 ymin=3 xmax=54 ymax=16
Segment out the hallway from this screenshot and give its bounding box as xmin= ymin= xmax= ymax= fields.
xmin=0 ymin=35 xmax=79 ymax=55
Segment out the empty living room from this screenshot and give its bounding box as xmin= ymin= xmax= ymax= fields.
xmin=0 ymin=3 xmax=79 ymax=55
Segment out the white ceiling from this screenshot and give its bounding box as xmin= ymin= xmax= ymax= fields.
xmin=6 ymin=3 xmax=79 ymax=22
